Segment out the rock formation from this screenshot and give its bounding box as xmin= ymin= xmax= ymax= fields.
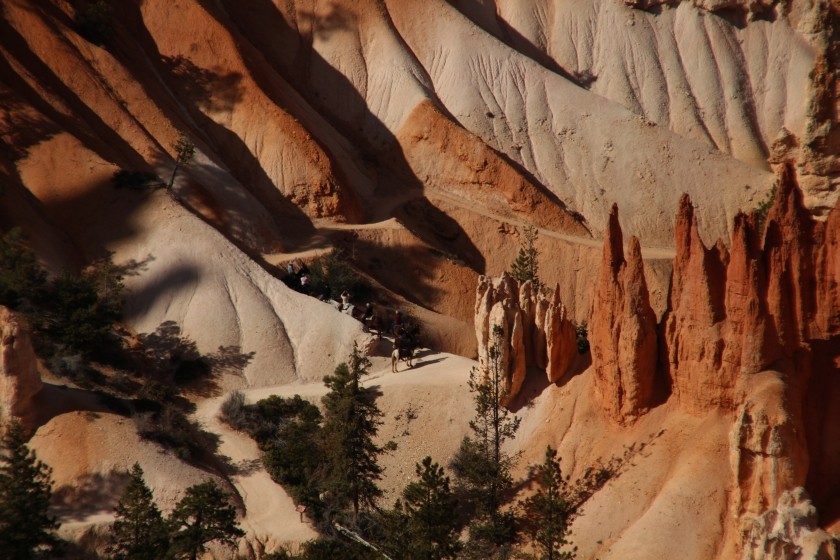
xmin=0 ymin=306 xmax=43 ymax=431
xmin=742 ymin=488 xmax=839 ymax=560
xmin=543 ymin=285 xmax=578 ymax=384
xmin=475 ymin=274 xmax=578 ymax=401
xmin=476 ymin=165 xmax=840 ymax=557
xmin=590 ymin=205 xmax=658 ymax=424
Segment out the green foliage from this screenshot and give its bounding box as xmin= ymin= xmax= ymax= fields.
xmin=0 ymin=228 xmax=47 ymax=311
xmin=510 ymin=226 xmax=544 ymax=295
xmin=383 ymin=457 xmax=461 ymax=560
xmin=45 ymin=264 xmax=122 ymax=356
xmin=168 ymin=134 xmax=196 ymax=190
xmin=136 ymin=405 xmax=219 ymax=463
xmin=574 ymin=321 xmax=589 ymax=355
xmin=520 ymin=447 xmax=575 ymax=560
xmin=0 ymin=229 xmax=124 ymax=359
xmin=220 ymin=390 xmax=248 ymax=431
xmin=261 ymin=397 xmax=324 ymax=491
xmin=307 ymin=250 xmax=372 ymax=304
xmin=107 ymin=463 xmax=169 ymax=560
xmin=0 ymin=422 xmax=60 ymax=559
xmin=75 ymin=0 xmax=113 ymax=45
xmin=168 ymin=480 xmax=244 ymax=560
xmin=450 ymin=326 xmax=521 ymax=553
xmin=321 ymin=344 xmax=388 ymax=517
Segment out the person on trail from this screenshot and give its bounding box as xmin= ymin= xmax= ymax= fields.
xmin=361 ymin=303 xmax=374 ymax=332
xmin=362 ymin=303 xmax=374 ymax=322
xmin=300 ymin=273 xmax=310 ymax=295
xmin=391 ymin=309 xmax=402 ymax=335
xmin=286 ymin=262 xmax=295 ymax=277
xmin=340 ymin=290 xmax=351 ymax=311
xmin=319 ymin=284 xmax=331 ymax=302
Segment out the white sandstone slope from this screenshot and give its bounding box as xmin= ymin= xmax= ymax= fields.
xmin=456 ymin=0 xmax=813 ymax=165
xmin=386 ymin=0 xmax=776 ymax=245
xmin=114 ymin=192 xmax=373 ymax=387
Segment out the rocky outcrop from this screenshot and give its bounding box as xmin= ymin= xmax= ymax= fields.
xmin=590 ymin=205 xmax=658 ymax=425
xmin=475 ymin=274 xmax=526 ymax=399
xmin=730 ymin=373 xmax=809 ymax=522
xmin=475 ymin=275 xmax=578 ymax=402
xmin=476 ymin=166 xmax=838 ymax=424
xmin=661 ymin=165 xmax=839 ymax=415
xmin=543 ymin=285 xmax=578 ymax=384
xmin=661 ymin=194 xmax=734 ymax=412
xmin=0 ymin=307 xmax=43 ymax=431
xmin=742 ymin=488 xmax=840 ymax=560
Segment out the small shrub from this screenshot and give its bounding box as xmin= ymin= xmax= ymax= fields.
xmin=75 ymin=0 xmax=113 ymax=45
xmin=137 ymin=405 xmax=220 ymax=462
xmin=575 ymin=321 xmax=589 ymax=354
xmin=220 ymin=390 xmax=248 ymax=432
xmin=308 ymin=250 xmax=372 ymax=304
xmin=0 ymin=227 xmax=47 ymax=311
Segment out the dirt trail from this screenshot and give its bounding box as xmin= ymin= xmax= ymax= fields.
xmin=264 ymin=188 xmax=676 ymax=267
xmin=193 ymin=399 xmax=318 ymax=544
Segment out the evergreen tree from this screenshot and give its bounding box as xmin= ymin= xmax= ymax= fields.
xmin=168 ymin=480 xmax=244 ymax=560
xmin=321 ymin=343 xmax=387 ymax=517
xmin=387 ymin=456 xmax=461 ymax=560
xmin=509 ymin=225 xmax=544 ymax=294
xmin=167 ymin=134 xmax=196 ymax=191
xmin=520 ymin=447 xmax=575 ymax=560
xmin=0 ymin=228 xmax=47 ymax=311
xmin=450 ymin=326 xmax=520 ymax=557
xmin=0 ymin=422 xmax=59 ymax=559
xmin=107 ymin=463 xmax=168 ymax=560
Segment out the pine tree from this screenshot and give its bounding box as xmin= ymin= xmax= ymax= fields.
xmin=521 ymin=447 xmax=575 ymax=560
xmin=107 ymin=463 xmax=168 ymax=560
xmin=0 ymin=228 xmax=47 ymax=311
xmin=168 ymin=480 xmax=244 ymax=560
xmin=509 ymin=225 xmax=544 ymax=294
xmin=0 ymin=421 xmax=60 ymax=560
xmin=450 ymin=327 xmax=521 ymax=556
xmin=167 ymin=133 xmax=196 ymax=191
xmin=392 ymin=456 xmax=461 ymax=560
xmin=321 ymin=343 xmax=387 ymax=517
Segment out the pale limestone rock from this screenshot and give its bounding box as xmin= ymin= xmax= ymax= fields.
xmin=742 ymin=488 xmax=839 ymax=560
xmin=0 ymin=307 xmax=43 ymax=431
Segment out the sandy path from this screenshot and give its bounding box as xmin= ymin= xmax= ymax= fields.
xmin=193 ymin=399 xmax=319 ymax=544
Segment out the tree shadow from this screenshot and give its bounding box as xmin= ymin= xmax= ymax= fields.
xmin=510 ymin=428 xmax=667 ymax=517
xmin=51 ymin=469 xmax=132 ymax=522
xmin=131 ymin=320 xmax=253 ymax=399
xmin=122 ymin=263 xmax=201 ymax=323
xmin=0 ymin=11 xmax=146 ymax=170
xmin=410 ymin=356 xmax=447 ymax=369
xmin=162 ymin=55 xmax=244 ymax=114
xmin=0 ymin=83 xmax=61 ymax=162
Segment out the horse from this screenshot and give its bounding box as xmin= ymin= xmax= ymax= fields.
xmin=391 ymin=345 xmax=413 ymax=372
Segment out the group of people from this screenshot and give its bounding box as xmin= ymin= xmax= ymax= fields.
xmin=286 ymin=260 xmax=311 ymax=295
xmin=283 ymin=259 xmax=421 ymax=361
